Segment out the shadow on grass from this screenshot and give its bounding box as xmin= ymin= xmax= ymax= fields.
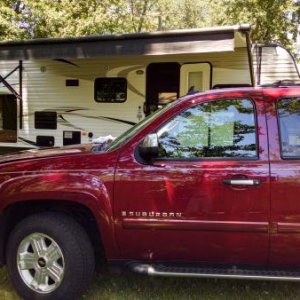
xmin=0 ymin=267 xmax=299 ymax=300
xmin=0 ymin=268 xmax=20 ymax=300
xmin=84 ymin=269 xmax=300 ymax=300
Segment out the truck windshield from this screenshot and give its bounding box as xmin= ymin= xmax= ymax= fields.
xmin=105 ymin=103 xmax=175 ymax=152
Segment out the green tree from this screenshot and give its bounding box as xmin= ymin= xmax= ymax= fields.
xmin=126 ymin=0 xmax=160 ymax=32
xmin=14 ymin=0 xmax=128 ymax=38
xmin=0 ymin=0 xmax=299 ymax=54
xmin=0 ymin=0 xmax=23 ymax=40
xmin=157 ymin=0 xmax=213 ymax=30
xmin=212 ymin=0 xmax=297 ymax=48
xmin=0 ymin=0 xmax=164 ymax=40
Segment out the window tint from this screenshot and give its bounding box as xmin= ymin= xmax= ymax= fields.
xmin=278 ymin=98 xmax=300 ymax=158
xmin=94 ymin=78 xmax=127 ymax=103
xmin=157 ymin=98 xmax=257 ymax=159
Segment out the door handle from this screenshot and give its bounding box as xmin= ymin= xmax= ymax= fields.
xmin=223 ymin=179 xmax=261 ymax=186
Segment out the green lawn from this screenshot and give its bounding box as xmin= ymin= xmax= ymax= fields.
xmin=0 ymin=267 xmax=299 ymax=300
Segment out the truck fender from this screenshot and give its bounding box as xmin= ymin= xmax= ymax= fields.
xmin=0 ymin=172 xmax=119 ymax=258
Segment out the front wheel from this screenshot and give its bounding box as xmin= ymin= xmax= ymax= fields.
xmin=6 ymin=212 xmax=95 ymax=300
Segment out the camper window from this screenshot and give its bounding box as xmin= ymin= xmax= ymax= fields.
xmin=0 ymin=95 xmax=17 ymax=143
xmin=94 ymin=78 xmax=127 ymax=103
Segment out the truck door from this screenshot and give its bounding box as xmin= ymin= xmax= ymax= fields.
xmin=266 ymin=88 xmax=300 ymax=266
xmin=114 ymin=92 xmax=270 ymax=264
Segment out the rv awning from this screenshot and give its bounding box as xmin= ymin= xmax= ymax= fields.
xmin=0 ymin=25 xmax=250 ymax=61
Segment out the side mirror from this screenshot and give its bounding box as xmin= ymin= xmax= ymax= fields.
xmin=139 ymin=133 xmax=159 ymax=160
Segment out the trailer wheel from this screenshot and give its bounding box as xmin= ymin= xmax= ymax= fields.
xmin=6 ymin=212 xmax=95 ymax=300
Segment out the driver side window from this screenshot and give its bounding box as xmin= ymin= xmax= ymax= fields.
xmin=157 ymin=98 xmax=257 ymax=159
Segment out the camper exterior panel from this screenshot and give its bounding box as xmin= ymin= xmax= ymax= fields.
xmin=0 ymin=46 xmax=251 ymax=149
xmin=253 ymin=45 xmax=300 ymax=85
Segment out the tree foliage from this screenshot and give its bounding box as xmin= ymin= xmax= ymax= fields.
xmin=212 ymin=0 xmax=298 ymax=49
xmin=0 ymin=0 xmax=162 ymax=39
xmin=157 ymin=0 xmax=214 ymax=30
xmin=0 ymin=0 xmax=299 ymax=55
xmin=0 ymin=0 xmax=129 ymax=38
xmin=0 ymin=0 xmax=22 ymax=40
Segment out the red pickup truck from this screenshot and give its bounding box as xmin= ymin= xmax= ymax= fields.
xmin=1 ymin=86 xmax=300 ymax=299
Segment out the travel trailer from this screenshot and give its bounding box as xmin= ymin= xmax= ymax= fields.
xmin=0 ymin=24 xmax=298 ymax=153
xmin=252 ymin=43 xmax=299 ymax=85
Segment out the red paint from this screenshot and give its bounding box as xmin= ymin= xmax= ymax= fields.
xmin=113 ymin=90 xmax=270 ymax=263
xmin=0 ymin=149 xmax=119 ymax=258
xmin=264 ymin=88 xmax=300 ymax=266
xmin=0 ymin=87 xmax=300 ymax=267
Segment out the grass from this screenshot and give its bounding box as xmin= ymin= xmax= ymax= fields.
xmin=84 ymin=272 xmax=300 ymax=300
xmin=1 ymin=267 xmax=300 ymax=300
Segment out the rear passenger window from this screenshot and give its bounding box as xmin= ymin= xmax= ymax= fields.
xmin=157 ymin=98 xmax=257 ymax=159
xmin=278 ymin=98 xmax=300 ymax=158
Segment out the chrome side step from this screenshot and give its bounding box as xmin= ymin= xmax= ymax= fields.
xmin=129 ymin=263 xmax=300 ymax=281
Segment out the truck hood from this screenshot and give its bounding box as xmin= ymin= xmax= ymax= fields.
xmin=0 ymin=144 xmax=95 ymax=164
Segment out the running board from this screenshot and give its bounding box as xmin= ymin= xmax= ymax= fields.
xmin=129 ymin=263 xmax=300 ymax=281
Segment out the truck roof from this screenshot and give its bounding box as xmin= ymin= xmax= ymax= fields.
xmin=186 ymin=82 xmax=300 ymax=100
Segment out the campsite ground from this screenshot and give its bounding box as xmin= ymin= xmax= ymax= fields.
xmin=0 ymin=267 xmax=297 ymax=299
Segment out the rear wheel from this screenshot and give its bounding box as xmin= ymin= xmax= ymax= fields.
xmin=6 ymin=212 xmax=95 ymax=300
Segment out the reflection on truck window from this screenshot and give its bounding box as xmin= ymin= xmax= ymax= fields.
xmin=157 ymin=98 xmax=257 ymax=159
xmin=106 ymin=101 xmax=175 ymax=152
xmin=278 ymin=98 xmax=300 ymax=158
xmin=0 ymin=95 xmax=17 ymax=143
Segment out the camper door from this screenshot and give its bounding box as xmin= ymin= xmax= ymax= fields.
xmin=145 ymin=62 xmax=211 ymax=116
xmin=180 ymin=63 xmax=211 ymax=96
xmin=0 ymin=95 xmax=17 ymax=143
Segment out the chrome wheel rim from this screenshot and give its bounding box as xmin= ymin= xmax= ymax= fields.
xmin=17 ymin=232 xmax=65 ymax=294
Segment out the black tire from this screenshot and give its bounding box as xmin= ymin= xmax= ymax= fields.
xmin=6 ymin=212 xmax=95 ymax=300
